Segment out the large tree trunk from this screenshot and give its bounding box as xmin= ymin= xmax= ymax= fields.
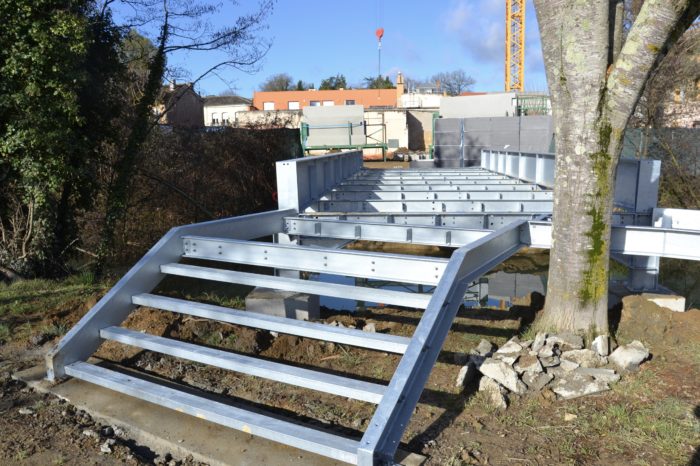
xmin=533 ymin=0 xmax=699 ymax=334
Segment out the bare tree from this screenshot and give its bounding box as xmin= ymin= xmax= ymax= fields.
xmin=94 ymin=0 xmax=274 ymax=274
xmin=430 ymin=70 xmax=476 ymax=96
xmin=533 ymin=0 xmax=699 ymax=334
xmin=260 ymin=72 xmax=294 ymax=91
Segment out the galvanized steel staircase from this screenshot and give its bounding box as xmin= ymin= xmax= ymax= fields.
xmin=47 ymin=152 xmax=546 ymax=465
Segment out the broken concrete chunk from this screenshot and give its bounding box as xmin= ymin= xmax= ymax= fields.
xmin=550 ymin=372 xmax=610 ymax=400
xmin=539 ymin=355 xmax=560 ymax=368
xmin=537 ymin=343 xmax=557 ymax=358
xmin=479 ymin=359 xmax=526 ymax=394
xmin=531 ymin=332 xmax=547 ymax=352
xmin=559 ymin=359 xmax=580 ymax=372
xmin=546 ymin=333 xmax=584 ymax=351
xmin=519 ymin=340 xmax=533 ymax=349
xmin=478 ymin=376 xmax=508 ymax=410
xmin=456 ymin=363 xmax=477 ymax=387
xmin=362 ymin=322 xmax=376 ymax=333
xmin=492 ymin=352 xmax=520 ymax=366
xmin=575 ymin=367 xmax=621 ymax=383
xmin=609 ymin=340 xmax=649 ymax=372
xmin=521 ymin=371 xmax=553 ymax=391
xmin=561 ymin=349 xmax=606 ymax=368
xmin=496 ymin=339 xmax=524 ymax=354
xmin=513 ymin=354 xmax=542 ymax=374
xmin=591 ymin=334 xmax=610 ymax=357
xmin=474 ymin=339 xmax=495 ymax=356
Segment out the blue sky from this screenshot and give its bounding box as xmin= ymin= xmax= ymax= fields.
xmin=117 ymin=0 xmax=548 ymax=97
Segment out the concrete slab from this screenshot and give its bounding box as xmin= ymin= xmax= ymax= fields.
xmin=14 ymin=364 xmax=425 ymax=466
xmin=641 ymin=293 xmax=687 ymax=312
xmin=245 ymin=287 xmax=320 ymax=320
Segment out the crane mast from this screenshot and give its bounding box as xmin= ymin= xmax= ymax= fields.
xmin=505 ymin=0 xmax=525 ymax=92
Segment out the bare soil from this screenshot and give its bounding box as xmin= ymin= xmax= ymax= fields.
xmin=1 ymin=282 xmax=699 ymax=465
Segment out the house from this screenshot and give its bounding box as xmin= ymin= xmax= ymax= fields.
xmin=203 ymin=95 xmax=252 ymax=126
xmin=253 ymin=88 xmax=399 ymax=111
xmin=154 ymin=82 xmax=204 ymax=127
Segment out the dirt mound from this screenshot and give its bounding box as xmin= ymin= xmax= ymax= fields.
xmin=615 ymin=295 xmax=700 ymax=352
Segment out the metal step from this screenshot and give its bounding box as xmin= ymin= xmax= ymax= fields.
xmin=181 ymin=237 xmax=448 ymax=286
xmin=64 ymin=361 xmax=361 ymax=464
xmin=313 ymin=199 xmax=553 ymax=214
xmin=284 ymin=217 xmax=491 ymax=247
xmin=100 ymin=326 xmax=385 ymax=403
xmin=160 ymin=263 xmax=432 ymax=309
xmin=132 ymin=294 xmax=411 ymax=354
xmin=323 ymin=190 xmax=553 ymax=201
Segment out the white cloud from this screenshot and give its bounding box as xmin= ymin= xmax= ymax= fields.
xmin=442 ymin=0 xmax=503 ymax=64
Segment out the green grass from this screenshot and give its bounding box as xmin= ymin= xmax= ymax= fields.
xmin=0 ymin=275 xmax=110 ymax=343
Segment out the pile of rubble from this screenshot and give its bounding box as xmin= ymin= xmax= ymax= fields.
xmin=456 ymin=333 xmax=650 ymax=408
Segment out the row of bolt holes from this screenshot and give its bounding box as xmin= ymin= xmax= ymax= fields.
xmin=190 ymin=243 xmax=441 ymax=279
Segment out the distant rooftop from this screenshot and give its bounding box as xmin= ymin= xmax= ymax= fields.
xmin=204 ymin=95 xmax=252 ymax=106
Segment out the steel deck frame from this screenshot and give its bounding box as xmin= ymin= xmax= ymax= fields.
xmin=48 ymin=149 xmax=700 ymax=465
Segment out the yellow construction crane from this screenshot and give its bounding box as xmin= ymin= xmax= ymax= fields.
xmin=505 ymin=0 xmax=525 ymax=92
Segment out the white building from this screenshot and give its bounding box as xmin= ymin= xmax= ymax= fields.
xmin=203 ymin=95 xmax=252 ymax=126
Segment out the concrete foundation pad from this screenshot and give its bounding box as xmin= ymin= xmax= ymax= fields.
xmin=14 ymin=364 xmax=424 ymax=466
xmin=245 ymin=287 xmax=320 ymax=320
xmin=641 ymin=293 xmax=686 ymax=312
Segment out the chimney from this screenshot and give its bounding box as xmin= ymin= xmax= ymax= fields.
xmin=396 ymin=72 xmax=405 ymax=96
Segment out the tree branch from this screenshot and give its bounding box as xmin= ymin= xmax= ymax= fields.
xmin=606 ymin=0 xmax=700 ymax=129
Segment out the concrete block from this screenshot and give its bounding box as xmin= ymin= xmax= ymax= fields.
xmin=642 ymin=293 xmax=686 ymax=312
xmin=246 ymin=287 xmax=320 ymax=320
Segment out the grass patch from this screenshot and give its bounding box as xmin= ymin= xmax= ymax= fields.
xmin=599 ymin=398 xmax=699 ymax=463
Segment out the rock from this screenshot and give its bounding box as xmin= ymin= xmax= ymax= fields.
xmin=561 ymin=349 xmax=606 ymax=368
xmin=478 ymin=377 xmax=508 ymax=410
xmin=522 ymin=371 xmax=553 ymax=391
xmin=559 ymin=359 xmax=580 ymax=371
xmin=362 ymin=323 xmax=376 ymax=333
xmin=496 ymin=339 xmax=523 ymax=354
xmin=564 ymin=413 xmax=578 ymax=422
xmin=519 ymin=340 xmax=533 ymax=349
xmin=617 ymin=295 xmax=675 ymax=347
xmin=100 ymin=439 xmax=115 ymax=454
xmin=18 ymin=407 xmax=34 ymax=415
xmin=537 ymin=343 xmax=557 ymax=358
xmin=609 ymin=340 xmax=649 ymax=372
xmin=550 ymin=372 xmax=609 ymax=399
xmin=531 ymin=332 xmax=547 ymax=352
xmin=546 ymin=333 xmax=584 ymax=351
xmin=30 ymin=333 xmax=49 ymax=346
xmin=591 ymin=335 xmax=610 ymax=357
xmin=455 ymin=363 xmax=477 ymax=387
xmin=539 ymin=355 xmax=560 ymax=368
xmin=474 ymin=339 xmax=495 ymax=356
xmin=100 ymin=426 xmax=114 ymax=437
xmin=479 ymin=359 xmax=527 ymax=394
xmin=82 ymin=429 xmax=98 ymax=438
xmin=492 ymin=352 xmax=519 ymax=366
xmin=575 ymin=367 xmax=621 ymax=383
xmin=513 ymin=354 xmax=542 ymax=374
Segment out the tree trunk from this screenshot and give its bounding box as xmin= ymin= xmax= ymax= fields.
xmin=93 ymin=19 xmax=169 ymax=276
xmin=533 ymin=0 xmax=699 ymax=335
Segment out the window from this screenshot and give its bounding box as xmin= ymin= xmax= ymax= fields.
xmin=309 ymin=101 xmax=321 ymax=107
xmin=263 ymin=102 xmax=275 ymax=110
xmin=345 ymin=99 xmax=356 ymax=105
xmin=288 ymin=101 xmax=300 ymax=110
xmin=211 ymin=112 xmax=219 ymax=125
xmin=221 ymin=112 xmax=229 ymax=124
xmin=322 ymin=100 xmax=335 ymax=107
